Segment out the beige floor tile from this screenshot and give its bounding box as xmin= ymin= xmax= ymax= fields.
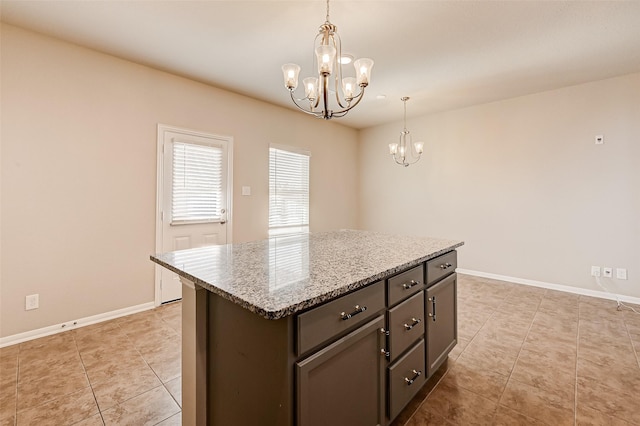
xmin=72 ymin=413 xmax=105 ymax=426
xmin=456 ymin=340 xmax=518 ymax=376
xmin=578 ymin=337 xmax=637 ymax=369
xmin=499 ymin=378 xmax=574 ymax=426
xmin=439 ymin=356 xmax=509 ymax=402
xmin=0 ymin=364 xmax=17 ymax=389
xmin=18 ymin=332 xmax=75 ymax=352
xmin=73 ymin=323 xmax=131 ymax=353
xmin=403 ymin=406 xmax=451 ymax=426
xmin=446 ymin=337 xmax=468 ymax=362
xmin=577 ymin=376 xmax=640 ymax=424
xmin=473 ymin=326 xmax=526 ymax=355
xmin=0 ymin=346 xmax=19 ymax=358
xmin=80 ymin=346 xmax=147 ymax=383
xmin=164 ymin=377 xmax=181 ymax=408
xmin=17 ymin=370 xmax=89 ymax=411
xmin=92 ymin=365 xmax=162 ymax=411
xmin=101 ymin=386 xmax=180 ymax=426
xmin=115 ymin=310 xmax=163 ymax=330
xmin=156 ymin=412 xmax=181 ymax=426
xmin=15 ymin=387 xmax=98 ymax=426
xmin=126 ymin=325 xmax=180 ymax=354
xmin=18 ymin=352 xmax=85 ymax=385
xmin=576 ymin=404 xmax=633 ymax=426
xmin=0 ymin=415 xmax=15 ymax=426
xmin=0 ymin=385 xmax=16 ymax=421
xmin=510 ymin=348 xmax=576 ymax=392
xmin=146 ymin=352 xmax=181 ymax=384
xmin=525 ymin=325 xmax=577 ymax=348
xmin=492 ymin=405 xmax=549 ymax=425
xmin=419 ymin=379 xmax=498 ymax=425
xmin=18 ymin=341 xmax=79 ymax=368
xmin=577 ymin=357 xmax=640 ymax=395
xmin=520 ymin=337 xmax=577 ymax=368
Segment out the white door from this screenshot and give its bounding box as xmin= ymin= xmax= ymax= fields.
xmin=156 ymin=125 xmax=232 ymax=304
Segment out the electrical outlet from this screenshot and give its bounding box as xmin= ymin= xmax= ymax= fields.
xmin=25 ymin=294 xmax=39 ymax=310
xmin=591 ymin=266 xmax=601 ymax=277
xmin=595 ymin=134 xmax=604 ymax=145
xmin=603 ymin=267 xmax=613 ymax=278
xmin=616 ymin=268 xmax=628 ymax=280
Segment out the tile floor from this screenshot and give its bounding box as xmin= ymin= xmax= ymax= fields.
xmin=0 ymin=302 xmax=182 ymax=425
xmin=2 ymin=274 xmax=640 ymax=425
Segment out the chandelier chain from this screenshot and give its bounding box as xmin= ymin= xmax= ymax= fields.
xmin=326 ymin=0 xmax=330 ymax=23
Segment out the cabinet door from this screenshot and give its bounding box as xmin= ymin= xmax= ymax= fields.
xmin=297 ymin=315 xmax=386 ymax=426
xmin=425 ymin=273 xmax=457 ymax=377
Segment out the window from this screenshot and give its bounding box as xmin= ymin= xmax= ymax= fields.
xmin=269 ymin=145 xmax=310 ymax=236
xmin=171 ymin=141 xmax=223 ymax=224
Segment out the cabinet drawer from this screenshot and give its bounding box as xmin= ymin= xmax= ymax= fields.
xmin=388 ymin=339 xmax=426 ymax=420
xmin=387 ymin=291 xmax=424 ymax=361
xmin=426 ymin=251 xmax=457 ymax=286
xmin=297 ymin=280 xmax=385 ymax=355
xmin=387 ymin=264 xmax=425 ymax=307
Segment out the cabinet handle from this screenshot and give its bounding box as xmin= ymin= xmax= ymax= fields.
xmin=340 ymin=305 xmax=367 ymax=321
xmin=380 ymin=348 xmax=390 ymax=359
xmin=403 ymin=318 xmax=422 ymax=331
xmin=439 ymin=262 xmax=453 ymax=270
xmin=430 ymin=296 xmax=437 ymax=321
xmin=402 ymin=280 xmax=420 ymax=290
xmin=404 ymin=369 xmax=422 ymax=385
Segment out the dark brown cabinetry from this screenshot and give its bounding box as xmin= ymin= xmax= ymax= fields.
xmin=425 ymin=273 xmax=457 ymax=377
xmin=194 ymin=250 xmax=457 ymax=426
xmin=296 ymin=315 xmax=386 ymax=426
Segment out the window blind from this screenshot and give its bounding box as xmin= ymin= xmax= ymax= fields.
xmin=269 ymin=147 xmax=310 ymax=236
xmin=172 ymin=141 xmax=223 ymax=224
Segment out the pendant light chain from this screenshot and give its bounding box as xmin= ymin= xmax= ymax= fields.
xmin=326 ymin=0 xmax=330 ymax=23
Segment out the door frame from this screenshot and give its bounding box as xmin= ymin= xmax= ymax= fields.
xmin=154 ymin=124 xmax=234 ymax=306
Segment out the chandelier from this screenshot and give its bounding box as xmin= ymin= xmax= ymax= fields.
xmin=389 ymin=97 xmax=424 ymax=167
xmin=281 ymin=0 xmax=374 ymax=120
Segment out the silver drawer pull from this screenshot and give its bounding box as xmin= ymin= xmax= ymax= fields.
xmin=402 ymin=280 xmax=420 ymax=290
xmin=403 ymin=318 xmax=422 ymax=331
xmin=380 ymin=348 xmax=390 ymax=358
xmin=404 ymin=369 xmax=422 ymax=385
xmin=340 ymin=305 xmax=367 ymax=321
xmin=439 ymin=262 xmax=453 ymax=270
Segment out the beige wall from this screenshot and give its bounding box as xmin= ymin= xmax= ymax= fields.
xmin=0 ymin=25 xmax=359 ymax=337
xmin=358 ymin=73 xmax=640 ymax=298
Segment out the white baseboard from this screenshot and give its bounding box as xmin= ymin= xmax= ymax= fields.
xmin=0 ymin=302 xmax=156 ymax=348
xmin=457 ymin=268 xmax=640 ymax=306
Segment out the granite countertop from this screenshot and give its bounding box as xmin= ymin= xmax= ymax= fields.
xmin=150 ymin=229 xmax=464 ymax=320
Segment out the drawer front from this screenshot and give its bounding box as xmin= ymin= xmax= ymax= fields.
xmin=388 ymin=291 xmax=424 ymax=361
xmin=387 ymin=264 xmax=425 ymax=307
xmin=388 ymin=339 xmax=426 ymax=420
xmin=297 ymin=280 xmax=385 ymax=355
xmin=426 ymin=251 xmax=457 ymax=286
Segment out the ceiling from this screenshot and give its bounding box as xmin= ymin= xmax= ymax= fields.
xmin=2 ymin=1 xmax=640 ymax=129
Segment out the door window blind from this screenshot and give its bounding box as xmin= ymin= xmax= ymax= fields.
xmin=269 ymin=147 xmax=310 ymax=236
xmin=172 ymin=141 xmax=223 ymax=224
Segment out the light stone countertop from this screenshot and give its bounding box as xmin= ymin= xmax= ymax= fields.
xmin=150 ymin=229 xmax=464 ymax=320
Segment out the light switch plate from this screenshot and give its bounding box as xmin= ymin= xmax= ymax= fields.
xmin=242 ymin=186 xmax=251 ymax=196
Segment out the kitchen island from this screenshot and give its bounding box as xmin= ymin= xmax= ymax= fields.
xmin=151 ymin=229 xmax=463 ymax=426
